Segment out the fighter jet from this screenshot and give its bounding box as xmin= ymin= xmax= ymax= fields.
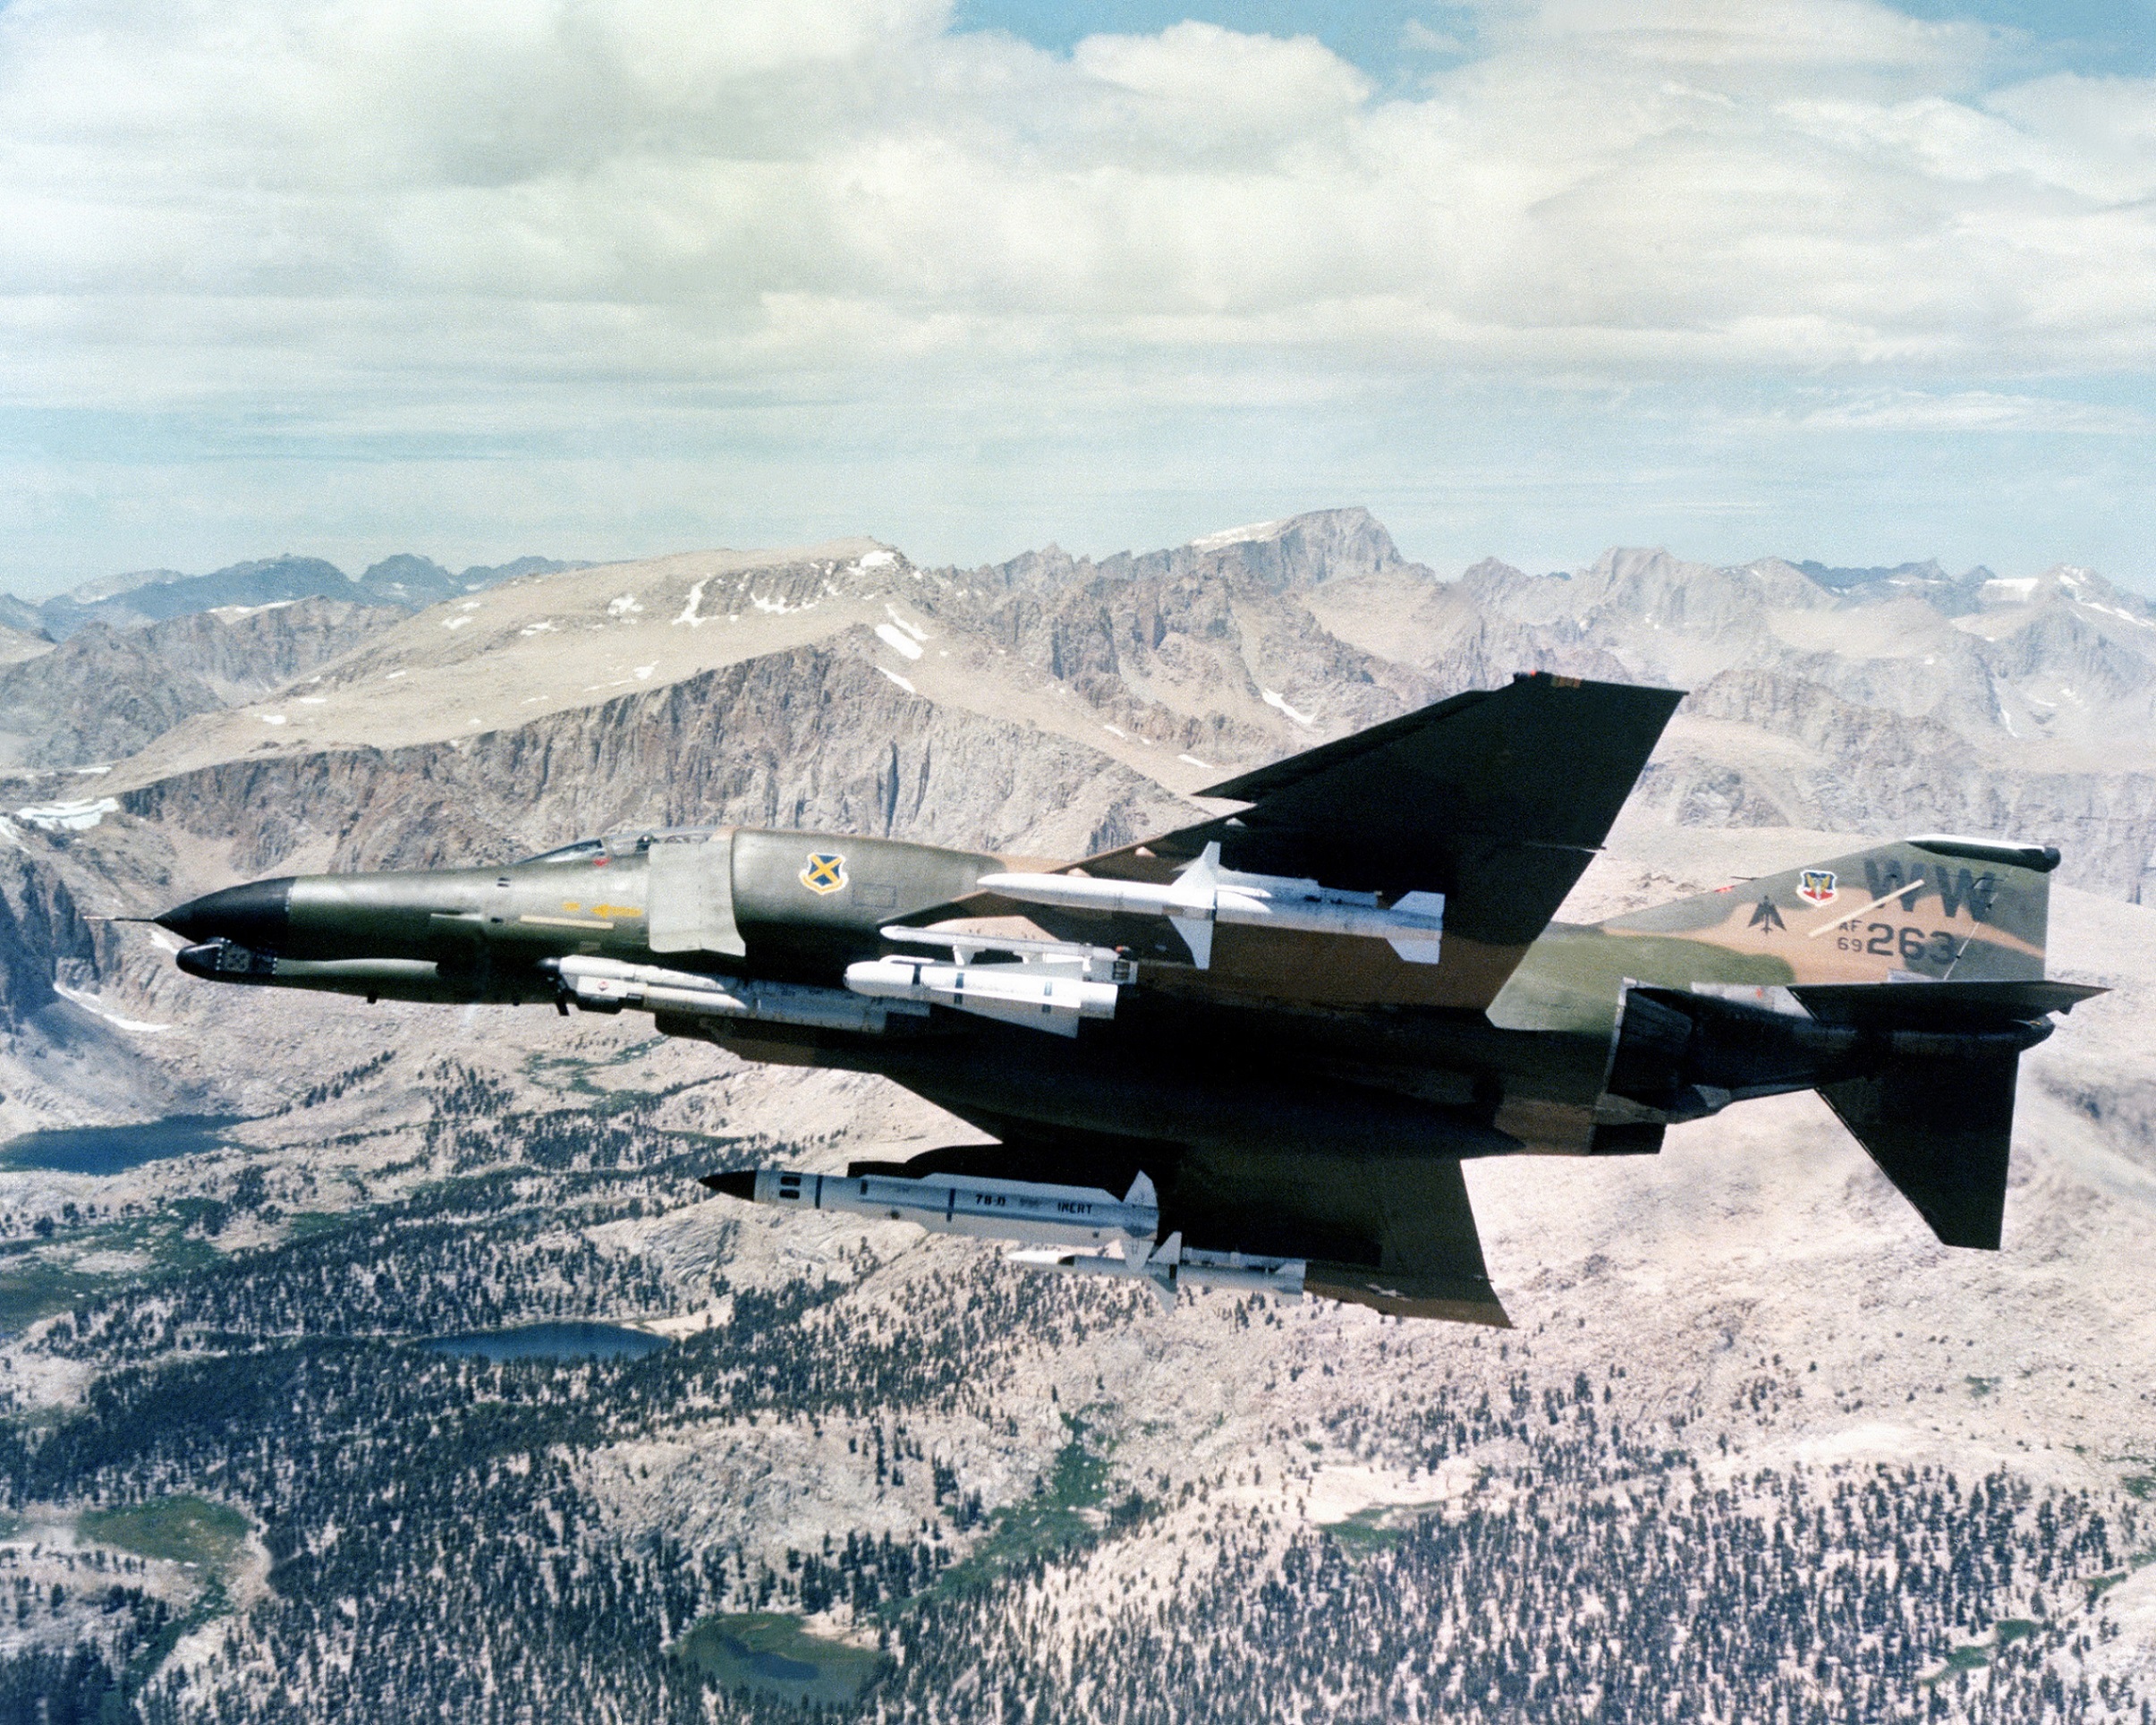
xmin=157 ymin=673 xmax=2099 ymax=1324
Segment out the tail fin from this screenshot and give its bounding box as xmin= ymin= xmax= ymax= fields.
xmin=1596 ymin=830 xmax=2086 ymax=1252
xmin=1819 ymin=1056 xmax=2019 ymax=1249
xmin=1602 ymin=835 xmax=2061 ymax=986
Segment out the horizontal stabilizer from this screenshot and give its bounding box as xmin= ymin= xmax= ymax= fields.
xmin=1820 ymin=1054 xmax=2020 ymax=1250
xmin=1791 ymin=979 xmax=2105 ymax=1027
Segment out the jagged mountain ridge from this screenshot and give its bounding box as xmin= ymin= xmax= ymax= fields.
xmin=15 ymin=550 xmax=589 ymax=642
xmin=0 ymin=550 xmax=591 ymax=770
xmin=119 ymin=646 xmax=1191 ymax=879
xmin=26 ymin=509 xmax=2156 ymax=877
xmin=0 ymin=512 xmax=2151 ymax=1718
xmin=0 ymin=599 xmax=403 ymax=770
xmin=11 ymin=508 xmax=2156 ymax=1087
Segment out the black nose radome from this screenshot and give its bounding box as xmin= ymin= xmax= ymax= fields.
xmin=157 ymin=878 xmax=294 ymax=948
xmin=700 ymin=1170 xmax=758 ymax=1202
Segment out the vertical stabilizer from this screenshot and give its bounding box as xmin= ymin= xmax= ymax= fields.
xmin=1600 ymin=835 xmax=2059 ymax=988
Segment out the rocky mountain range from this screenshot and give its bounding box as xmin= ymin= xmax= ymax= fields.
xmin=7 ymin=551 xmax=588 ymax=642
xmin=0 ymin=552 xmax=591 ymax=776
xmin=0 ymin=510 xmax=2150 ymax=1719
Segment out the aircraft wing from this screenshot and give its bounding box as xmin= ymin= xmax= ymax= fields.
xmin=851 ymin=1122 xmax=1510 ymax=1328
xmin=1033 ymin=673 xmax=1685 ymax=1011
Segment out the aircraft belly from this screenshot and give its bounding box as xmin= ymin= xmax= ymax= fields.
xmin=692 ymin=992 xmax=1625 ymax=1158
xmin=897 ymin=1051 xmax=1521 ymax=1160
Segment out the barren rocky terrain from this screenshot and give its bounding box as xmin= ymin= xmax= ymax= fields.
xmin=0 ymin=511 xmax=2149 ymax=1720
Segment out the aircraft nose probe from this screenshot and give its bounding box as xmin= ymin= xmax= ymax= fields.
xmin=156 ymin=878 xmax=294 ymax=949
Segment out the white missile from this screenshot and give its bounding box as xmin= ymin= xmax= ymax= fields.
xmin=975 ymin=842 xmax=1443 ymax=969
xmin=709 ymin=1166 xmax=1161 ymax=1251
xmin=879 ymin=925 xmax=1135 ymax=981
xmin=547 ymin=955 xmax=917 ymax=1033
xmin=1007 ymin=1236 xmax=1307 ymax=1308
xmin=704 ymin=1167 xmax=1305 ymax=1310
xmin=845 ymin=955 xmax=1119 ymax=1037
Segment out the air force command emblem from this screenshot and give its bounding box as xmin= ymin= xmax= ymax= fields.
xmin=1797 ymin=868 xmax=1838 ymax=905
xmin=800 ymin=852 xmax=848 ymax=895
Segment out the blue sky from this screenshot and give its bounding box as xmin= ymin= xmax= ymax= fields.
xmin=963 ymin=0 xmax=2156 ymax=81
xmin=1 ymin=0 xmax=2152 ymax=595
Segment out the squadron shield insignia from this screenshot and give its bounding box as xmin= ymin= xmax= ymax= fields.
xmin=800 ymin=852 xmax=847 ymax=895
xmin=153 ymin=672 xmax=2103 ymax=1328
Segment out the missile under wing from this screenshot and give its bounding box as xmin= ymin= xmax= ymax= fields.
xmin=155 ymin=673 xmax=2102 ymax=1327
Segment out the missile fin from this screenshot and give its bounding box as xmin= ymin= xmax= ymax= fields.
xmin=1173 ymin=842 xmax=1224 ymax=886
xmin=1174 ymin=916 xmax=1213 ymax=969
xmin=1144 ymin=1230 xmax=1182 ymax=1312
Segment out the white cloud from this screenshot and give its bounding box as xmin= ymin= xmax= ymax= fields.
xmin=1073 ymin=20 xmax=1368 ymax=123
xmin=0 ymin=0 xmax=2153 ymax=585
xmin=3 ymin=0 xmax=2152 ymax=393
xmin=1798 ymin=390 xmax=2151 ymax=433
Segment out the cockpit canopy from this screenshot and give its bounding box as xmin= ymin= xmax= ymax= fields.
xmin=514 ymin=826 xmax=725 ymax=866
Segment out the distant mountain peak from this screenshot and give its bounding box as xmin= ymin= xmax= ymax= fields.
xmin=1790 ymin=557 xmax=1950 ymax=592
xmin=455 ymin=556 xmax=592 ymax=588
xmin=1978 ymin=563 xmax=2152 ymax=626
xmin=361 ymin=554 xmax=452 ymax=582
xmin=1187 ymin=518 xmax=1286 ymax=552
xmin=22 ymin=550 xmax=595 ymax=640
xmin=1183 ymin=506 xmax=1406 ymax=587
xmin=61 ymin=566 xmax=191 ymax=605
xmin=1775 ymin=557 xmax=1990 ymax=616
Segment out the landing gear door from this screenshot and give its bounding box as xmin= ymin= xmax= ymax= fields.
xmin=647 ymin=830 xmax=745 ymax=957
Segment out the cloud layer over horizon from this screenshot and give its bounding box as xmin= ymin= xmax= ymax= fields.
xmin=3 ymin=0 xmax=2152 ymax=592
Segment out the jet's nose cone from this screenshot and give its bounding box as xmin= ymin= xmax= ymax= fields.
xmin=157 ymin=877 xmax=295 ymax=948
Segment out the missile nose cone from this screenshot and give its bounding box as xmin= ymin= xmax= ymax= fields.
xmin=157 ymin=877 xmax=295 ymax=947
xmin=700 ymin=1170 xmax=758 ymax=1202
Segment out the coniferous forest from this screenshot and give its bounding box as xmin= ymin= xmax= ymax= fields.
xmin=0 ymin=1067 xmax=2143 ymax=1722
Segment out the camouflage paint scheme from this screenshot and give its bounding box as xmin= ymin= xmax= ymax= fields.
xmin=156 ymin=676 xmax=2098 ymax=1328
xmin=1497 ymin=837 xmax=2052 ymax=1041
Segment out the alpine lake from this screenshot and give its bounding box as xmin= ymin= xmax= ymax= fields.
xmin=672 ymin=1612 xmax=882 ymax=1704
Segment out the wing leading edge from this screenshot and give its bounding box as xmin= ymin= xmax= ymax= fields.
xmin=1066 ymin=672 xmax=1685 ymax=1009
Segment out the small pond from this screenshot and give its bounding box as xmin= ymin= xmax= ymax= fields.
xmin=674 ymin=1613 xmax=880 ymax=1704
xmin=0 ymin=1115 xmax=246 ymax=1176
xmin=425 ymin=1322 xmax=670 ymax=1363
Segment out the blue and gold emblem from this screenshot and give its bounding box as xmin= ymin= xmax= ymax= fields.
xmin=1797 ymin=869 xmax=1838 ymax=906
xmin=800 ymin=852 xmax=848 ymax=896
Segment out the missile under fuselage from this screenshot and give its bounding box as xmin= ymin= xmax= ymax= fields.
xmin=702 ymin=1165 xmax=1309 ymax=1301
xmin=708 ymin=1166 xmax=1159 ymax=1250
